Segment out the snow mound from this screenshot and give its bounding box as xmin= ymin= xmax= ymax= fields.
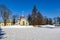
xmin=41 ymin=25 xmax=56 ymax=28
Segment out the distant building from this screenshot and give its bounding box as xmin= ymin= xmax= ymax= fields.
xmin=0 ymin=22 xmax=4 ymax=26
xmin=0 ymin=14 xmax=29 ymax=26
xmin=0 ymin=18 xmax=12 ymax=26
xmin=16 ymin=15 xmax=29 ymax=26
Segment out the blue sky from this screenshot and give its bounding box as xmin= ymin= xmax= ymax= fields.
xmin=0 ymin=0 xmax=60 ymax=21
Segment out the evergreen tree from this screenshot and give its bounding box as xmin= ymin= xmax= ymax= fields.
xmin=53 ymin=17 xmax=60 ymax=25
xmin=12 ymin=15 xmax=16 ymax=25
xmin=44 ymin=17 xmax=52 ymax=25
xmin=53 ymin=17 xmax=57 ymax=24
xmin=57 ymin=17 xmax=60 ymax=24
xmin=32 ymin=5 xmax=38 ymax=25
xmin=44 ymin=17 xmax=49 ymax=24
xmin=28 ymin=5 xmax=43 ymax=25
xmin=37 ymin=12 xmax=43 ymax=25
xmin=28 ymin=14 xmax=32 ymax=25
xmin=32 ymin=5 xmax=37 ymax=16
xmin=48 ymin=18 xmax=52 ymax=25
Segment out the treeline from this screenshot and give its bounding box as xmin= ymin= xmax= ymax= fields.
xmin=27 ymin=5 xmax=60 ymax=25
xmin=0 ymin=5 xmax=60 ymax=26
xmin=28 ymin=5 xmax=43 ymax=25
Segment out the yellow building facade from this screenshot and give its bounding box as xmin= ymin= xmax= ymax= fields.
xmin=0 ymin=18 xmax=12 ymax=26
xmin=16 ymin=16 xmax=29 ymax=26
xmin=0 ymin=16 xmax=29 ymax=26
xmin=0 ymin=22 xmax=4 ymax=26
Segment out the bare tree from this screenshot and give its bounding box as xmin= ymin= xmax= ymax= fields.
xmin=0 ymin=5 xmax=12 ymax=26
xmin=12 ymin=15 xmax=17 ymax=25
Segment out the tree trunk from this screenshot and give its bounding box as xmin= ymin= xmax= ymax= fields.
xmin=4 ymin=20 xmax=7 ymax=26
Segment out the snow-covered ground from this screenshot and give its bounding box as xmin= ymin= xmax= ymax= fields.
xmin=0 ymin=25 xmax=60 ymax=40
